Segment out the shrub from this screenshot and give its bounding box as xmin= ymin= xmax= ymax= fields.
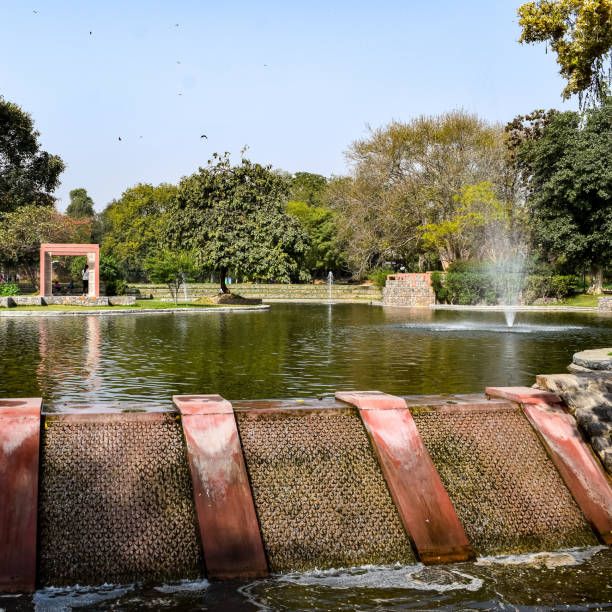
xmin=430 ymin=271 xmax=450 ymax=303
xmin=522 ymin=275 xmax=579 ymax=303
xmin=0 ymin=282 xmax=19 ymax=296
xmin=104 ymin=279 xmax=127 ymax=296
xmin=368 ymin=268 xmax=395 ymax=290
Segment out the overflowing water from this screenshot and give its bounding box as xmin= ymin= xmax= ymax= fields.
xmin=7 ymin=547 xmax=610 ymax=610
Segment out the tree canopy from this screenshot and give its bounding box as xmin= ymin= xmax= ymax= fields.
xmin=0 ymin=96 xmax=65 ymax=213
xmin=518 ymin=0 xmax=612 ymax=106
xmin=66 ymin=188 xmax=95 ymax=219
xmin=516 ymin=98 xmax=612 ymax=292
xmin=327 ymin=111 xmax=519 ymax=274
xmin=0 ymin=205 xmax=89 ymax=287
xmin=166 ymin=154 xmax=310 ymax=292
xmin=101 ymin=183 xmax=175 ymax=280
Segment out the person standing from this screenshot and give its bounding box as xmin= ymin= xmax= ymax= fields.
xmin=82 ymin=264 xmax=89 ymax=295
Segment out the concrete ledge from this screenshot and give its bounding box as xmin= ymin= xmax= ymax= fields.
xmin=174 ymin=395 xmax=268 ymax=579
xmin=485 ymin=386 xmax=563 ymax=405
xmin=0 ymin=398 xmax=42 ymax=593
xmin=337 ymin=391 xmax=474 ymax=564
xmin=0 ymin=305 xmax=270 ymax=317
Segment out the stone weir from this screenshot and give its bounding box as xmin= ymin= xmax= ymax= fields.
xmin=1 ymin=390 xmax=612 ymax=592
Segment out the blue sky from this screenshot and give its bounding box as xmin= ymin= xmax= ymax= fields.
xmin=1 ymin=0 xmax=577 ymax=212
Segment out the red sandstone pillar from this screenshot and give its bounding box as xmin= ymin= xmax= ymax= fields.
xmin=174 ymin=395 xmax=268 ymax=579
xmin=486 ymin=386 xmax=612 ymax=546
xmin=336 ymin=391 xmax=474 ymax=563
xmin=0 ymin=398 xmax=42 ymax=592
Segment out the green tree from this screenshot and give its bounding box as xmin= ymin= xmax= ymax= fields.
xmin=327 ymin=111 xmax=519 ymax=274
xmin=518 ymin=0 xmax=612 ymax=107
xmin=286 ymin=201 xmax=346 ymax=277
xmin=66 ymin=188 xmax=95 ymax=219
xmin=144 ymin=250 xmax=196 ymax=304
xmin=167 ymin=154 xmax=310 ymax=293
xmin=516 ymin=99 xmax=612 ymax=293
xmin=289 ymin=172 xmax=328 ymax=206
xmin=0 ymin=96 xmax=65 ymax=213
xmin=101 ymin=183 xmax=175 ymax=280
xmin=0 ymin=205 xmax=89 ymax=288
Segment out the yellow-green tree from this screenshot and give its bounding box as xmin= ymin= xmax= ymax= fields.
xmin=518 ymin=0 xmax=612 ymax=106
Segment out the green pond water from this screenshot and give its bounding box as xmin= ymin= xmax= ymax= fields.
xmin=1 ymin=303 xmax=612 ymax=610
xmin=1 ymin=303 xmax=611 ymax=410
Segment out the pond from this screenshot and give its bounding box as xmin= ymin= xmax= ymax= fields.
xmin=2 ymin=304 xmax=612 ymax=611
xmin=1 ymin=304 xmax=611 ymax=411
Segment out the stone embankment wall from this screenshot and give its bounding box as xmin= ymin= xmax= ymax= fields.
xmin=382 ymin=273 xmax=436 ymax=307
xmin=599 ymin=297 xmax=612 ymax=311
xmin=1 ymin=296 xmax=135 ymax=307
xmin=131 ymin=282 xmax=381 ymax=301
xmin=536 ymin=348 xmax=612 ymax=474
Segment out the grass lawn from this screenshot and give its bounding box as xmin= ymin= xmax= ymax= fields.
xmin=0 ymin=299 xmax=221 ymax=312
xmin=551 ymin=293 xmax=601 ymax=307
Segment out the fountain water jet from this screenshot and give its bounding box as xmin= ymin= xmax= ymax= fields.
xmin=327 ymin=271 xmax=333 ymax=301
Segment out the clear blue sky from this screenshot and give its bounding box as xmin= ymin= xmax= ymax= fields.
xmin=1 ymin=0 xmax=578 ymax=212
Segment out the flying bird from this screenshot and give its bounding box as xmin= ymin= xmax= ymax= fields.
xmin=89 ymin=31 xmax=92 ymax=35
xmin=200 ymin=134 xmax=208 ymax=139
xmin=176 ymin=60 xmax=181 ymax=64
xmin=118 ymin=137 xmax=122 ymax=141
xmin=174 ymin=23 xmax=179 ymax=27
xmin=33 ymin=9 xmax=38 ymax=13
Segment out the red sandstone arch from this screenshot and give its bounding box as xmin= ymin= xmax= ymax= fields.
xmin=39 ymin=243 xmax=100 ymax=298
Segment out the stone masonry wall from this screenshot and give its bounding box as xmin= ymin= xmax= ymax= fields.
xmin=599 ymin=297 xmax=612 ymax=312
xmin=382 ymin=273 xmax=436 ymax=307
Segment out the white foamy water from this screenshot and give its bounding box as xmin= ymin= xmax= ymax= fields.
xmin=476 ymin=546 xmax=608 ymax=569
xmin=398 ymin=322 xmax=584 ymax=334
xmin=154 ymin=578 xmax=210 ymax=593
xmin=32 ymin=583 xmax=134 ymax=610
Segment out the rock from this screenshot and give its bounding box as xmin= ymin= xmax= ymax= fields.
xmin=592 ymin=436 xmax=611 ymax=453
xmin=573 ymin=348 xmax=612 ymax=371
xmin=602 ymin=448 xmax=612 ymax=473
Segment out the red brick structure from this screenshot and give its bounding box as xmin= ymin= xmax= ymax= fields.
xmin=383 ymin=272 xmax=436 ymax=307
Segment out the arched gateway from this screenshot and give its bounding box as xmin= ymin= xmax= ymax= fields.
xmin=39 ymin=243 xmax=100 ymax=298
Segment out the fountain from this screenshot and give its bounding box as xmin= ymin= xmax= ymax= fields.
xmin=485 ymin=222 xmax=528 ymax=327
xmin=182 ymin=272 xmax=188 ymax=302
xmin=327 ymin=271 xmax=333 ymax=301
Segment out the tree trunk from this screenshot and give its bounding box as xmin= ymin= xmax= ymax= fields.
xmin=587 ymin=264 xmax=603 ymax=294
xmin=220 ymin=269 xmax=230 ymax=294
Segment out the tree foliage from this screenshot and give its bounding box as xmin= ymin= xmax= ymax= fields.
xmin=518 ymin=0 xmax=612 ymax=107
xmin=0 ymin=205 xmax=89 ymax=287
xmin=516 ymin=98 xmax=612 ymax=292
xmin=166 ymin=154 xmax=310 ymax=292
xmin=66 ymin=188 xmax=95 ymax=219
xmin=144 ymin=250 xmax=196 ymax=304
xmin=286 ymin=200 xmax=346 ymax=276
xmin=101 ymin=183 xmax=175 ymax=280
xmin=288 ymin=172 xmax=328 ymax=206
xmin=327 ymin=111 xmax=520 ymax=274
xmin=0 ymin=96 xmax=65 ymax=213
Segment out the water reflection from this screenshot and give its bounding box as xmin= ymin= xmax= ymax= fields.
xmin=0 ymin=305 xmax=611 ymax=411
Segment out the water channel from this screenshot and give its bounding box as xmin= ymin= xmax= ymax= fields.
xmin=1 ymin=303 xmax=612 ymax=610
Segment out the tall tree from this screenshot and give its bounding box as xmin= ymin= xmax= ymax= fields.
xmin=518 ymin=0 xmax=612 ymax=107
xmin=101 ymin=183 xmax=175 ymax=280
xmin=287 ymin=200 xmax=346 ymax=276
xmin=166 ymin=154 xmax=310 ymax=293
xmin=327 ymin=111 xmax=519 ymax=274
xmin=66 ymin=188 xmax=95 ymax=219
xmin=0 ymin=205 xmax=90 ymax=287
xmin=289 ymin=172 xmax=328 ymax=206
xmin=516 ymin=99 xmax=612 ymax=293
xmin=0 ymin=96 xmax=65 ymax=213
